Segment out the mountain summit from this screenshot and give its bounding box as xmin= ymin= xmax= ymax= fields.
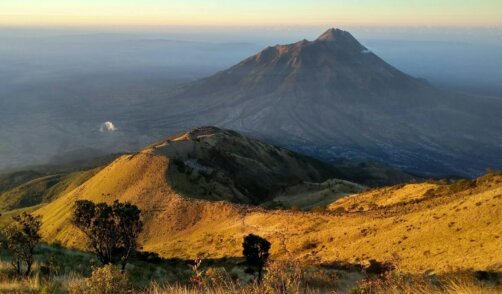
xmin=315 ymin=28 xmax=365 ymax=48
xmin=144 ymin=28 xmax=502 ymax=176
xmin=180 ymin=28 xmax=427 ymax=107
xmin=316 ymin=28 xmax=344 ymax=41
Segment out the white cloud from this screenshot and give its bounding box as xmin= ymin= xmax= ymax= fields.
xmin=100 ymin=121 xmax=118 ymax=132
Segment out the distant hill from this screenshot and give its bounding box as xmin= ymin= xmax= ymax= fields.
xmin=35 ymin=126 xmax=366 ymax=207
xmin=0 ymin=127 xmax=412 ymax=213
xmin=141 ymin=28 xmax=502 ymax=177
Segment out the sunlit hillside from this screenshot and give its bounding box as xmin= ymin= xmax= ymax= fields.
xmin=33 ymin=129 xmax=502 ymax=274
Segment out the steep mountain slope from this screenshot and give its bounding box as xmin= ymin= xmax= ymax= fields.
xmin=29 ymin=127 xmax=501 ymax=273
xmin=141 ymin=28 xmax=501 ymax=177
xmin=35 ymin=152 xmax=502 ymax=273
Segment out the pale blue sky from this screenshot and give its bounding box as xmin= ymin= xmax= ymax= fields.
xmin=1 ymin=0 xmax=501 ymax=27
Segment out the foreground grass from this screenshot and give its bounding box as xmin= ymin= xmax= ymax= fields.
xmin=0 ymin=244 xmax=499 ymax=293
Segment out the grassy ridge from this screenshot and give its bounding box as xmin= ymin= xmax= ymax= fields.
xmin=33 ymin=145 xmax=502 ymax=273
xmin=1 ymin=129 xmax=499 ymax=281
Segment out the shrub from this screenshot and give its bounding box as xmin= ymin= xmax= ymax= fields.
xmin=263 ymin=261 xmax=304 ymax=294
xmin=39 ymin=255 xmax=63 ymax=277
xmin=189 ymin=258 xmax=204 ymax=290
xmin=204 ymin=267 xmax=235 ymax=289
xmin=365 ymin=259 xmax=395 ymax=276
xmin=70 ymin=264 xmax=129 ymax=294
xmin=40 ymin=280 xmax=64 ymax=294
xmin=2 ymin=212 xmax=41 ymax=277
xmin=449 ymin=179 xmax=475 ymax=193
xmin=135 ymin=251 xmax=163 ymax=264
xmin=72 ymin=200 xmax=143 ymax=270
xmin=243 ymin=234 xmax=271 ymax=283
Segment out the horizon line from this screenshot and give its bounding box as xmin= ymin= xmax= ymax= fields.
xmin=2 ymin=24 xmax=502 ymax=30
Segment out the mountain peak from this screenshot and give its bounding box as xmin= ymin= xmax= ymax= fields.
xmin=316 ymin=28 xmax=350 ymax=42
xmin=314 ymin=28 xmax=365 ymax=52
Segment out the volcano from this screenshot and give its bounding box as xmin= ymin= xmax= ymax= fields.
xmin=141 ymin=28 xmax=502 ymax=177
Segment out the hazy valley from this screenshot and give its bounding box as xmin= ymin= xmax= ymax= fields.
xmin=1 ymin=28 xmax=502 ymax=178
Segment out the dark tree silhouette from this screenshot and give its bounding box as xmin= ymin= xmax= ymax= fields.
xmin=72 ymin=200 xmax=143 ymax=270
xmin=242 ymin=233 xmax=271 ymax=282
xmin=2 ymin=212 xmax=41 ymax=276
xmin=112 ymin=201 xmax=143 ymax=270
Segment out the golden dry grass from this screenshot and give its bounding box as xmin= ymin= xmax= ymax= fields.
xmin=31 ymin=143 xmax=502 ymax=275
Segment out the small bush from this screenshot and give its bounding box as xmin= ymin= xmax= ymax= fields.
xmin=70 ymin=264 xmax=129 ymax=294
xmin=40 ymin=256 xmax=63 ymax=277
xmin=40 ymin=280 xmax=64 ymax=294
xmin=449 ymin=179 xmax=475 ymax=193
xmin=263 ymin=261 xmax=304 ymax=294
xmin=242 ymin=234 xmax=271 ymax=282
xmin=135 ymin=251 xmax=163 ymax=264
xmin=2 ymin=212 xmax=42 ymax=277
xmin=365 ymin=259 xmax=395 ymax=276
xmin=474 ymin=270 xmax=499 ymax=282
xmin=204 ymin=267 xmax=235 ymax=289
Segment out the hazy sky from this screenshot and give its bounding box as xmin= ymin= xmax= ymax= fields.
xmin=1 ymin=0 xmax=502 ymax=27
